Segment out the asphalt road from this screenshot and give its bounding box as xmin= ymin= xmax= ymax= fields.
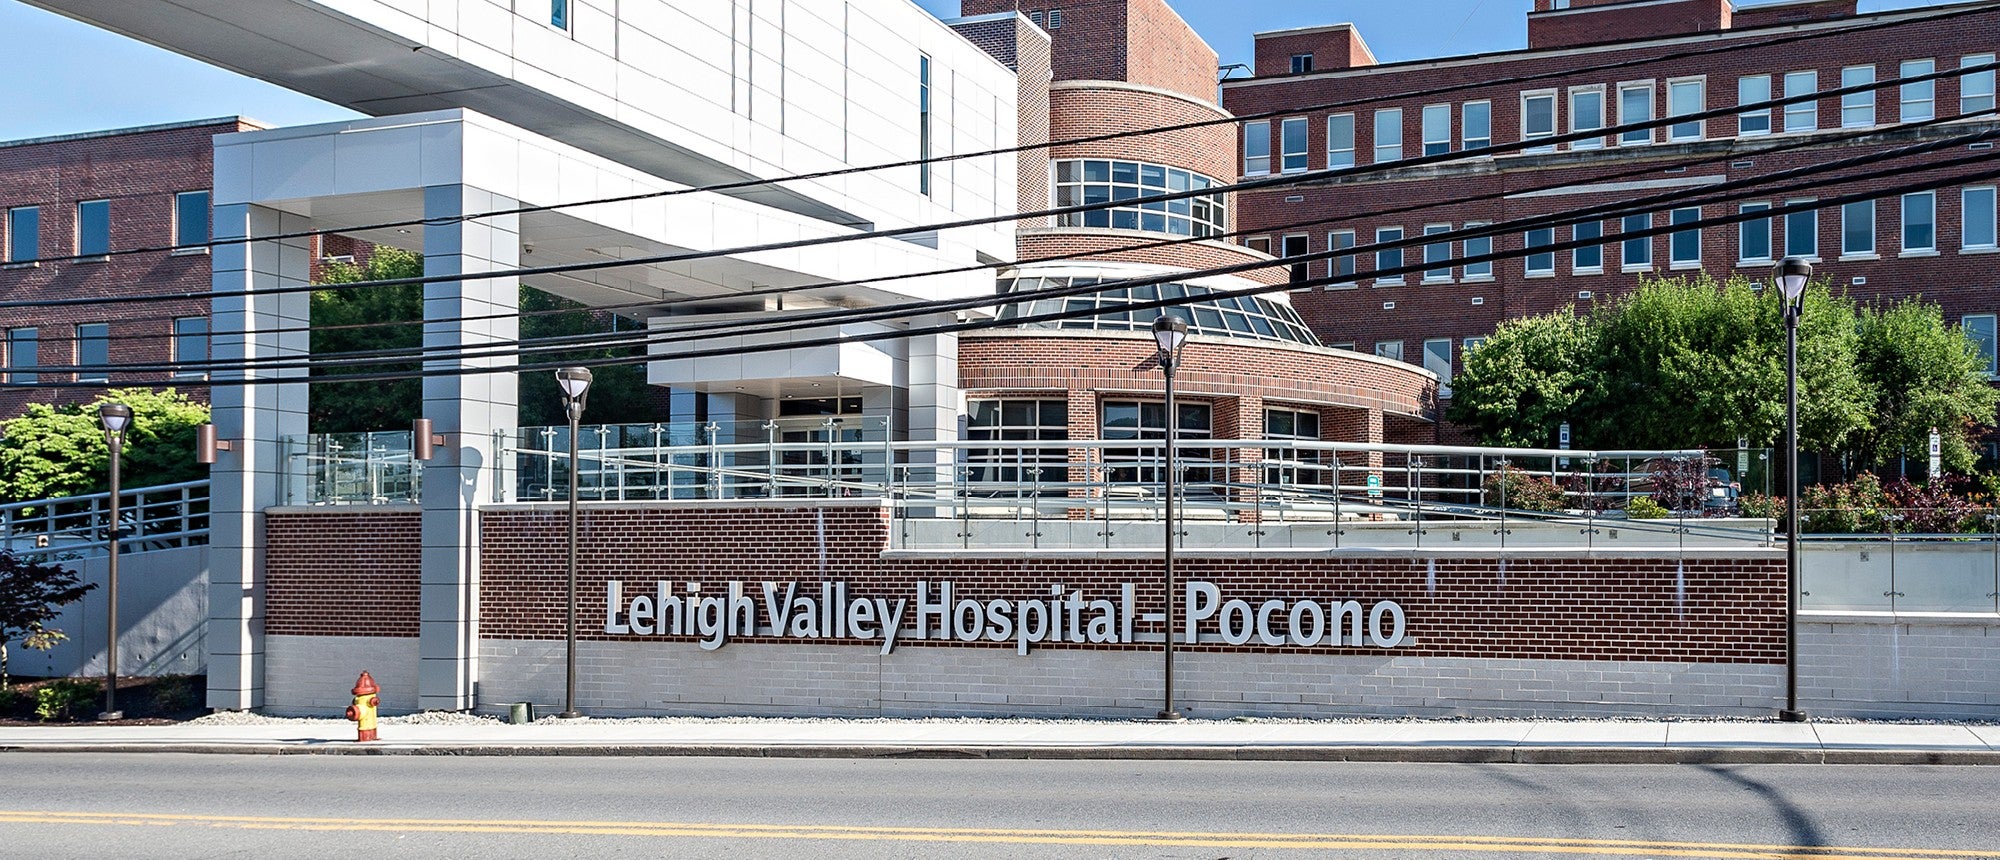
xmin=2 ymin=754 xmax=1995 ymax=858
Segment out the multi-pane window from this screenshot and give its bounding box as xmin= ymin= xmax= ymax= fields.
xmin=1785 ymin=201 xmax=1819 ymax=259
xmin=1375 ymin=227 xmax=1404 ymax=283
xmin=1618 ymin=82 xmax=1653 ymax=145
xmin=1373 ymin=108 xmax=1404 ymax=163
xmin=1327 ymin=113 xmax=1355 ymax=169
xmin=966 ymin=400 xmax=1069 ymax=493
xmin=6 ymin=327 xmax=38 ymax=385
xmin=1282 ymin=233 xmax=1310 ymax=283
xmin=1903 ymin=191 xmax=1937 ymax=253
xmin=1963 ymin=54 xmax=1997 ymax=115
xmin=1963 ymin=187 xmax=1998 ymax=249
xmin=1464 ymin=336 xmax=1489 ymax=355
xmin=992 ymin=278 xmax=1319 ymax=345
xmin=75 ymin=200 xmax=110 ymax=258
xmin=1621 ymin=213 xmax=1652 ymax=269
xmin=1738 ymin=74 xmax=1773 ymax=135
xmin=1740 ymin=202 xmax=1774 ymax=262
xmin=1464 ymin=225 xmax=1493 ymax=279
xmin=1264 ymin=408 xmax=1325 ymax=487
xmin=1574 ymin=221 xmax=1604 ymax=272
xmin=6 ymin=206 xmax=38 ymax=262
xmin=1244 ymin=120 xmax=1271 ymax=175
xmin=1841 ymin=66 xmax=1876 ymax=128
xmin=918 ymin=55 xmax=933 ymax=197
xmin=1670 ymin=207 xmax=1702 ymax=266
xmin=1523 ymin=91 xmax=1557 ymax=152
xmin=1375 ymin=340 xmax=1404 ymax=362
xmin=1424 ymin=338 xmax=1455 ymax=387
xmin=1329 ymin=230 xmax=1356 ymax=282
xmin=1290 ymin=53 xmax=1313 ymax=75
xmin=1422 ymin=104 xmax=1451 ymax=156
xmin=1462 ymin=101 xmax=1492 ymax=150
xmin=1423 ymin=224 xmax=1452 ymax=281
xmin=550 ymin=0 xmax=570 ymax=30
xmin=1102 ymin=400 xmax=1212 ymax=485
xmin=173 ymin=316 xmax=209 ymax=379
xmin=75 ymin=322 xmax=108 ymax=384
xmin=1570 ymin=86 xmax=1605 ymax=148
xmin=1783 ymin=71 xmax=1818 ymax=132
xmin=1842 ymin=200 xmax=1876 ymax=256
xmin=1667 ymin=78 xmax=1705 ymax=141
xmin=1525 ymin=227 xmax=1555 ymax=275
xmin=1280 ymin=117 xmax=1309 ymax=173
xmin=1901 ymin=58 xmax=1936 ymax=122
xmin=1053 ymin=159 xmax=1227 ymax=237
xmin=1964 ymin=314 xmax=1998 ymax=378
xmin=173 ymin=191 xmax=210 ymax=250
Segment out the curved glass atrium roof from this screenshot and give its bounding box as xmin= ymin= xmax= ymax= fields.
xmin=995 ymin=276 xmax=1322 ymax=347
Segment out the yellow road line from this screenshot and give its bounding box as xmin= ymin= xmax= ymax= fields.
xmin=0 ymin=810 xmax=1985 ymax=859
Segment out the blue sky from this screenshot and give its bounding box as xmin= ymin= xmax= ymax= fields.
xmin=0 ymin=0 xmax=1956 ymax=141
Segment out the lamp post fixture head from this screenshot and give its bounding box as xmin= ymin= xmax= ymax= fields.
xmin=1151 ymin=314 xmax=1189 ymax=362
xmin=98 ymin=401 xmax=133 ymax=441
xmin=556 ymin=367 xmax=594 ymax=421
xmin=1774 ymin=257 xmax=1813 ymax=303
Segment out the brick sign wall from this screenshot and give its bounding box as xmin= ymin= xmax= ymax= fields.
xmin=265 ymin=509 xmax=422 ymax=637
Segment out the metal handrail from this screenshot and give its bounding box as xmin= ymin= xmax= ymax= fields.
xmin=2 ymin=479 xmax=211 ymax=560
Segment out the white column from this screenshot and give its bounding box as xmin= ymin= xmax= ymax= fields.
xmin=418 ymin=185 xmax=520 ymax=711
xmin=206 ymin=204 xmax=312 ymax=711
xmin=904 ymin=325 xmax=961 ymax=514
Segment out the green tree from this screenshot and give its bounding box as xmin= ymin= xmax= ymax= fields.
xmin=517 ymin=288 xmax=655 ymax=428
xmin=1446 ymin=311 xmax=1597 ymax=448
xmin=1847 ymin=300 xmax=1999 ymax=472
xmin=0 ymin=389 xmax=209 ymax=503
xmin=0 ymin=552 xmax=96 ymax=688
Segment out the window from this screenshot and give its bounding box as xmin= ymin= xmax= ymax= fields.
xmin=1280 ymin=117 xmax=1308 ymax=173
xmin=1264 ymin=408 xmax=1324 ymax=487
xmin=1901 ymin=59 xmax=1936 ymax=122
xmin=1053 ymin=159 xmax=1228 ymax=237
xmin=173 ymin=191 xmax=210 ymax=250
xmin=1329 ymin=230 xmax=1356 ymax=282
xmin=1375 ymin=340 xmax=1404 ymax=362
xmin=1784 ymin=201 xmax=1819 ymax=259
xmin=1522 ymin=91 xmax=1557 ymax=152
xmin=1102 ymin=400 xmax=1211 ymax=485
xmin=1783 ymin=71 xmax=1818 ymax=132
xmin=1842 ymin=200 xmax=1876 ymax=257
xmin=1029 ymin=10 xmax=1042 ymax=26
xmin=1282 ymin=233 xmax=1310 ymax=282
xmin=75 ymin=200 xmax=109 ymax=258
xmin=1290 ymin=53 xmax=1313 ymax=75
xmin=1669 ymin=207 xmax=1702 ymax=266
xmin=1667 ymin=77 xmax=1705 ymax=141
xmin=1963 ymin=54 xmax=1997 ymax=115
xmin=1327 ymin=113 xmax=1356 ymax=168
xmin=6 ymin=327 xmax=37 ymax=385
xmin=1424 ymin=338 xmax=1454 ymax=387
xmin=1423 ymin=224 xmax=1452 ymax=281
xmin=550 ymin=0 xmax=569 ymax=31
xmin=918 ymin=55 xmax=933 ymax=197
xmin=1570 ymin=86 xmax=1605 ymax=149
xmin=1046 ymin=9 xmax=1062 ymax=29
xmin=1618 ymin=82 xmax=1653 ymax=145
xmin=1574 ymin=220 xmax=1604 ymax=272
xmin=1373 ymin=108 xmax=1403 ymax=163
xmin=1464 ymin=224 xmax=1493 ymax=279
xmin=173 ymin=316 xmax=209 ymax=379
xmin=1525 ymin=227 xmax=1555 ymax=276
xmin=994 ymin=279 xmax=1319 ymax=345
xmin=1964 ymin=314 xmax=1998 ymax=377
xmin=1422 ymin=104 xmax=1451 ymax=156
xmin=1375 ymin=227 xmax=1404 ymax=284
xmin=1903 ymin=191 xmax=1936 ymax=253
xmin=966 ymin=400 xmax=1068 ymax=492
xmin=1244 ymin=120 xmax=1271 ymax=175
xmin=1464 ymin=335 xmax=1489 ymax=354
xmin=1963 ymin=187 xmax=1997 ymax=249
xmin=1621 ymin=213 xmax=1653 ymax=269
xmin=6 ymin=206 xmax=38 ymax=262
xmin=1245 ymin=236 xmax=1271 ymax=255
xmin=1740 ymin=202 xmax=1773 ymax=262
xmin=1738 ymin=74 xmax=1773 ymax=135
xmin=1462 ymin=101 xmax=1492 ymax=150
xmin=75 ymin=323 xmax=108 ymax=384
xmin=1841 ymin=66 xmax=1876 ymax=128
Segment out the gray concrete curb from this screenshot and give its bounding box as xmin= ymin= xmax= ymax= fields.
xmin=4 ymin=743 xmax=1998 ymax=765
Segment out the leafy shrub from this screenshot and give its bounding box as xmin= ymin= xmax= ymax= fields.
xmin=34 ymin=679 xmax=100 ymax=722
xmin=1738 ymin=492 xmax=1786 ymax=520
xmin=1885 ymin=477 xmax=1986 ymax=534
xmin=1482 ymin=465 xmax=1568 ymax=512
xmin=1647 ymin=456 xmax=1720 ymax=515
xmin=1558 ymin=460 xmax=1621 ymax=512
xmin=1800 ymin=474 xmax=1892 ymax=534
xmin=150 ymin=675 xmax=197 ymax=713
xmin=0 ymin=685 xmax=17 ymax=717
xmin=1625 ymin=496 xmax=1670 ymax=519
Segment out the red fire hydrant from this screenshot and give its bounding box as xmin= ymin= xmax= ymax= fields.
xmin=343 ymin=671 xmax=380 ymax=742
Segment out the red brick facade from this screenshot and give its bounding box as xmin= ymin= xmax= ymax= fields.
xmin=1015 ymin=231 xmax=1286 ymax=285
xmin=264 ymin=509 xmax=423 ymax=637
xmin=1253 ymin=26 xmax=1377 ymax=77
xmin=960 ymin=0 xmax=1217 ymax=103
xmin=1529 ymin=0 xmax=1733 ymax=50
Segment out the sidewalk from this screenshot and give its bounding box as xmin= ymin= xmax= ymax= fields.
xmin=4 ymin=717 xmax=1998 ymax=764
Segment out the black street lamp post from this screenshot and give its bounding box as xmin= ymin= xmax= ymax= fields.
xmin=1151 ymin=315 xmax=1189 ymax=722
xmin=1775 ymin=257 xmax=1812 ymax=723
xmin=97 ymin=401 xmax=132 ymax=722
xmin=555 ymin=367 xmax=594 ymax=720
